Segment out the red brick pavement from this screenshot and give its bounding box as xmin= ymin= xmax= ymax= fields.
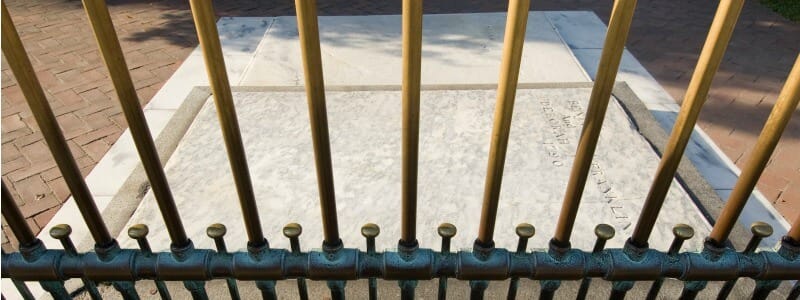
xmin=1 ymin=0 xmax=798 ymax=251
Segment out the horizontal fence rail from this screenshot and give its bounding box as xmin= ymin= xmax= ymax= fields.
xmin=1 ymin=224 xmax=799 ymax=283
xmin=1 ymin=222 xmax=800 ymax=299
xmin=2 ymin=0 xmax=800 ymax=299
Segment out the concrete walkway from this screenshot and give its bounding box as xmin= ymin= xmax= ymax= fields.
xmin=2 ymin=0 xmax=799 ymax=252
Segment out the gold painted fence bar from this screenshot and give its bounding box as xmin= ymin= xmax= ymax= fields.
xmin=708 ymin=54 xmax=800 ymax=245
xmin=294 ymin=0 xmax=342 ymax=247
xmin=1 ymin=2 xmax=113 ymax=246
xmin=553 ymin=0 xmax=638 ymax=246
xmin=401 ymin=0 xmax=424 ymax=246
xmin=477 ymin=0 xmax=530 ymax=246
xmin=189 ymin=0 xmax=267 ymax=247
xmin=1 ymin=183 xmax=36 ymax=246
xmin=631 ymin=0 xmax=746 ymax=247
xmin=790 ymin=211 xmax=800 ymax=242
xmin=80 ymin=0 xmax=189 ymax=247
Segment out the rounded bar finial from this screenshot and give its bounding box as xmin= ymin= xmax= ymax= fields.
xmin=361 ymin=223 xmax=380 ymax=238
xmin=594 ymin=224 xmax=615 ymax=241
xmin=49 ymin=224 xmax=72 ymax=239
xmin=672 ymin=224 xmax=694 ymax=240
xmin=206 ymin=223 xmax=227 ymax=239
xmin=128 ymin=224 xmax=149 ymax=239
xmin=515 ymin=223 xmax=535 ymax=239
xmin=750 ymin=222 xmax=773 ymax=238
xmin=283 ymin=223 xmax=303 ymax=238
xmin=438 ymin=223 xmax=457 ymax=238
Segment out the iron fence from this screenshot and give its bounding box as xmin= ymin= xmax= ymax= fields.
xmin=2 ymin=0 xmax=799 ymax=299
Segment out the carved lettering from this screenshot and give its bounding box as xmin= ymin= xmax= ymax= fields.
xmin=538 ymin=97 xmax=629 ymax=227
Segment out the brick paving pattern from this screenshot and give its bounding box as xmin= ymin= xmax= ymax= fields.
xmin=2 ymin=0 xmax=798 ymax=251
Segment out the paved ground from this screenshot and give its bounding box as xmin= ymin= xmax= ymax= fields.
xmin=2 ymin=0 xmax=798 ymax=251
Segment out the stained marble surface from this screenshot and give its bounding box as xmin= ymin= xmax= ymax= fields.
xmin=118 ymin=88 xmax=712 ymax=253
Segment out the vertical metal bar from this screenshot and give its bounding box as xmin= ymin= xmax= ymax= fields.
xmin=40 ymin=281 xmax=70 ymax=299
xmin=717 ymin=222 xmax=773 ymax=299
xmin=709 ymin=55 xmax=800 ymax=244
xmin=129 ymin=225 xmax=172 ymax=300
xmin=788 ymin=281 xmax=799 ymax=299
xmin=327 ymin=281 xmax=346 ymax=300
xmin=155 ymin=277 xmax=171 ymax=298
xmin=401 ymin=0 xmax=423 ymax=246
xmin=751 ymin=280 xmax=781 ymax=300
xmin=50 ymin=225 xmax=102 ymax=300
xmin=188 ymin=0 xmax=267 ymax=248
xmin=1 ymin=1 xmax=113 ymax=246
xmin=112 ymin=282 xmax=140 ymax=300
xmin=646 ymin=224 xmax=694 ymax=300
xmin=294 ymin=0 xmax=341 ymax=248
xmin=295 ymin=277 xmax=308 ymax=300
xmin=400 ymin=281 xmax=417 ymax=300
xmin=184 ymin=281 xmax=209 ymax=300
xmin=369 ymin=278 xmax=378 ymax=300
xmin=476 ymin=0 xmax=530 ymax=246
xmin=2 ymin=250 xmax=35 ymax=300
xmin=538 ymin=280 xmax=560 ymax=300
xmin=1 ymin=184 xmax=36 ymax=246
xmin=294 ymin=0 xmax=346 ymax=287
xmin=207 ymin=224 xmax=240 ymax=300
xmin=10 ymin=279 xmax=34 ymax=300
xmin=678 ymin=228 xmax=707 ymax=299
xmin=469 ymin=281 xmax=488 ymax=300
xmin=791 ymin=213 xmax=800 ymax=243
xmin=677 ymin=281 xmax=705 ymax=300
xmin=79 ymin=0 xmax=190 ymax=247
xmin=743 ymin=222 xmax=773 ymax=253
xmin=1 ymin=189 xmax=73 ymax=299
xmin=437 ymin=223 xmax=455 ymax=300
xmin=256 ymin=281 xmax=277 ymax=300
xmin=507 ymin=224 xmax=534 ymax=300
xmin=631 ymin=0 xmax=746 ymax=246
xmin=283 ymin=223 xmax=308 ymax=300
xmin=576 ymin=224 xmax=614 ymax=300
xmin=553 ymin=0 xmax=638 ymax=245
xmin=609 ymin=281 xmax=634 ymax=299
xmin=362 ymin=224 xmax=380 ymax=300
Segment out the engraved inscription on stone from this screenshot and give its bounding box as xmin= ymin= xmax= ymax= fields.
xmin=540 ymin=97 xmax=629 ymax=228
xmin=119 ymin=88 xmax=711 ymax=253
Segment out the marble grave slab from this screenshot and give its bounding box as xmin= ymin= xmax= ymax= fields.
xmin=118 ymin=87 xmax=712 ymax=253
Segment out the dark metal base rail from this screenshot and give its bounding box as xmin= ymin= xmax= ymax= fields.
xmin=3 ymin=240 xmax=800 ymax=283
xmin=4 ymin=224 xmax=800 ymax=282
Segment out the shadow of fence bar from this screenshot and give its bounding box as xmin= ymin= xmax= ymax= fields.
xmin=1 ymin=0 xmax=799 ymax=299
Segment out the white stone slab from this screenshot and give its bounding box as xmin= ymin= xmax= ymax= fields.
xmin=118 ymin=88 xmax=712 ymax=254
xmin=187 ymin=17 xmax=274 ymax=57
xmin=545 ymin=11 xmax=607 ymax=50
xmin=240 ymin=13 xmax=590 ymax=86
xmin=145 ymin=53 xmax=253 ymax=111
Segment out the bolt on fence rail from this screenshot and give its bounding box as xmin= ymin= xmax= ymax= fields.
xmin=1 ymin=0 xmax=799 ymax=299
